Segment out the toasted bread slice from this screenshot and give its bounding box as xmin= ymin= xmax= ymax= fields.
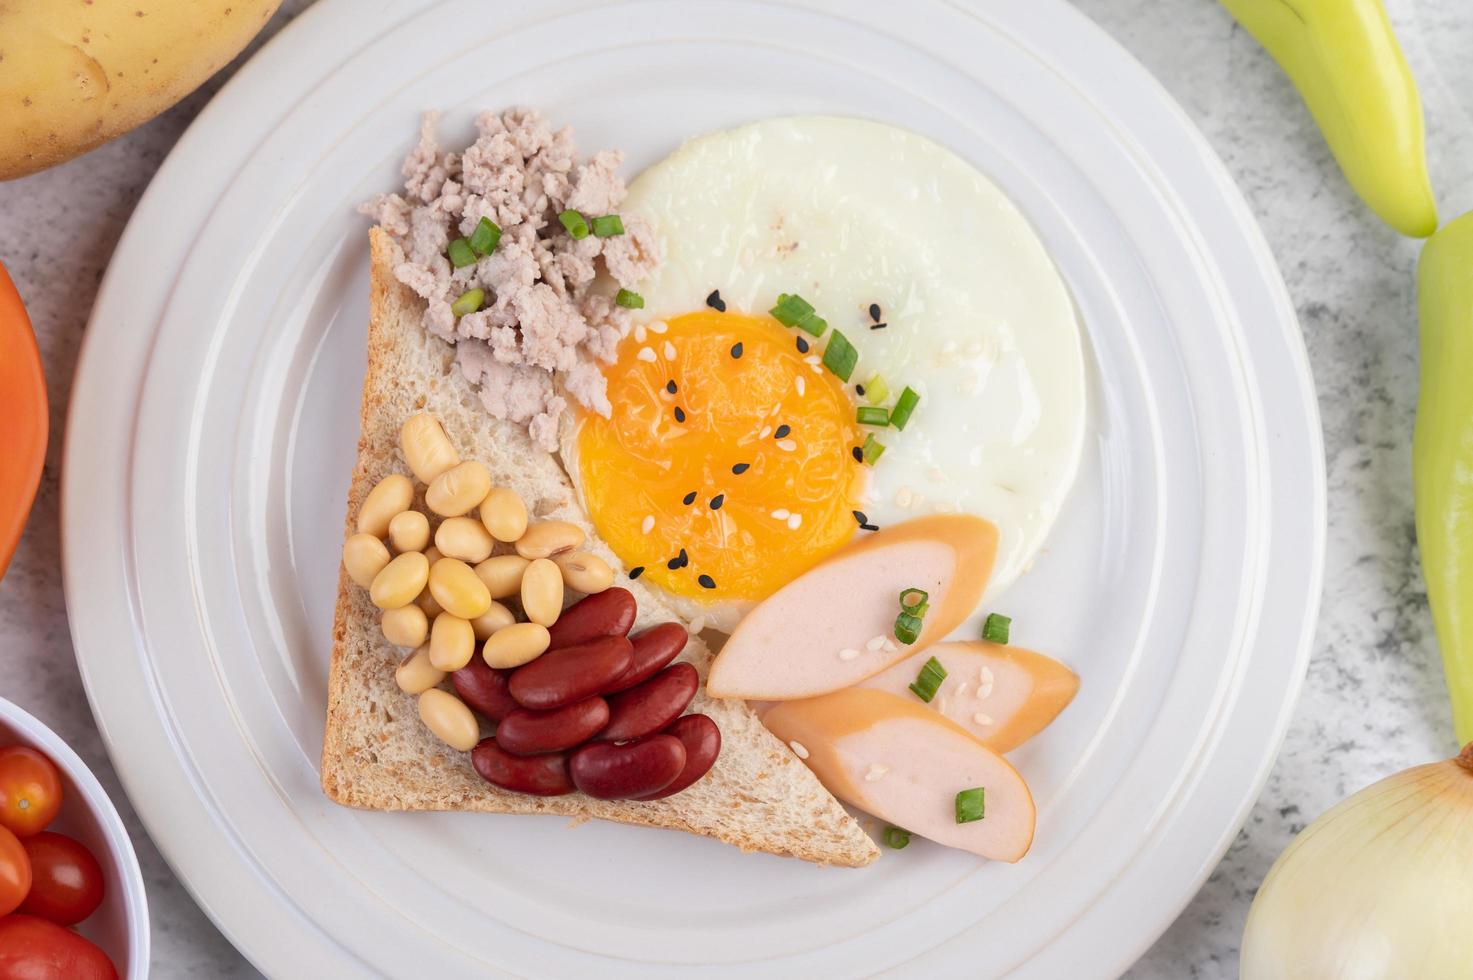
xmin=320 ymin=228 xmax=879 ymax=867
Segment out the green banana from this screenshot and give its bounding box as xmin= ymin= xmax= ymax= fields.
xmin=1415 ymin=212 xmax=1473 ymax=745
xmin=1222 ymin=0 xmax=1438 ymax=238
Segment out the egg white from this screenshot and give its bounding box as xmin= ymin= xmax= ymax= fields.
xmin=604 ymin=116 xmax=1085 ymax=609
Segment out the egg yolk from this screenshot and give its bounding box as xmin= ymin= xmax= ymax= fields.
xmin=576 ymin=309 xmax=865 ymax=603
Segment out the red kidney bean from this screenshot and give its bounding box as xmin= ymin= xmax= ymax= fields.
xmin=598 ymin=662 xmax=698 ymax=742
xmin=496 ymin=697 xmax=610 ymax=756
xmin=636 ymin=714 xmax=722 ymax=800
xmin=471 ymin=738 xmax=574 ymax=795
xmin=546 ymin=588 xmax=636 ymax=649
xmin=569 ymin=735 xmax=686 ymax=800
xmin=509 ymin=635 xmax=633 ymax=710
xmin=604 ymin=622 xmax=688 ymax=693
xmin=452 ymin=658 xmax=519 ymax=722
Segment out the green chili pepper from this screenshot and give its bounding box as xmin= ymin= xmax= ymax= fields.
xmin=1221 ymin=0 xmax=1437 ymax=238
xmin=1414 ymin=211 xmax=1473 ymax=745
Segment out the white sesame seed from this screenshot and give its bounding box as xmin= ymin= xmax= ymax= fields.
xmin=663 ymin=341 xmax=677 ymax=361
xmin=864 ymin=763 xmax=890 ymax=782
xmin=980 ymin=666 xmax=995 ymax=686
xmin=689 ymin=616 xmax=706 ymax=634
xmin=882 ymin=638 xmax=898 ymax=652
xmin=776 ymin=439 xmax=798 ymax=452
xmin=649 ymin=320 xmax=668 ymax=334
xmin=895 ymin=487 xmax=914 ymax=508
xmin=760 ymin=426 xmax=773 ymax=439
xmin=787 ymin=513 xmax=803 ymax=530
xmin=955 ymin=682 xmax=970 ymax=698
xmin=937 ymin=695 xmax=951 ymax=714
xmin=866 ymin=635 xmax=887 ymax=652
xmin=771 ymin=508 xmax=790 ymax=520
xmin=789 ymin=740 xmax=810 ymax=760
xmin=795 ymin=376 xmax=805 ymax=396
xmin=634 ymin=323 xmax=647 ymax=343
xmin=641 ymin=515 xmax=655 ymax=535
xmin=977 ymin=682 xmax=995 ymax=700
xmin=636 ymin=347 xmax=656 ymax=362
xmin=972 ymin=712 xmax=994 ymax=726
xmin=838 ymin=648 xmax=860 ymax=661
xmin=810 ymin=363 xmax=823 ymax=374
xmin=805 ymin=354 xmax=820 ymax=365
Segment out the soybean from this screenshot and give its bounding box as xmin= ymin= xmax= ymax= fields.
xmin=426 ymin=460 xmax=492 ymax=518
xmin=480 ymin=487 xmax=529 ymax=542
xmin=514 ymin=520 xmax=585 ymax=559
xmin=381 ymin=603 xmax=429 ymax=648
xmin=435 ymin=516 xmax=495 ymax=563
xmin=395 ymin=646 xmax=445 ymax=695
xmin=370 ymin=551 xmax=430 ymax=610
xmin=418 ymin=688 xmax=480 ymax=752
xmin=482 ymin=622 xmax=551 ymax=669
xmin=388 ymin=510 xmax=431 ymax=553
xmin=343 ymin=533 xmax=391 ymax=589
xmin=400 ymin=413 xmax=461 ymax=484
xmin=357 ymin=473 xmax=414 ymax=538
xmin=429 ymin=612 xmax=476 ymax=671
xmin=428 ymin=557 xmax=492 ymax=619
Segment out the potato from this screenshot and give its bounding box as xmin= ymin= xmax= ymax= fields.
xmin=0 ymin=0 xmax=281 ymax=180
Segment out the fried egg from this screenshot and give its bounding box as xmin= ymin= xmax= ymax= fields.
xmin=566 ymin=116 xmax=1084 ymax=629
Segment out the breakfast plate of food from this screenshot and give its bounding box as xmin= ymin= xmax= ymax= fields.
xmin=61 ymin=0 xmax=1325 ymax=976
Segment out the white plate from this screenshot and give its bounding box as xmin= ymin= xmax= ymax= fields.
xmin=62 ymin=1 xmax=1324 ymax=976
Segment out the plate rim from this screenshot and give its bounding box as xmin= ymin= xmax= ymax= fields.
xmin=61 ymin=0 xmax=1325 ymax=975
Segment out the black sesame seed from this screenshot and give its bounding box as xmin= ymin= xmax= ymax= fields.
xmin=852 ymin=446 xmax=864 ymax=462
xmin=861 ymin=523 xmax=880 ymax=531
xmin=852 ymin=510 xmax=868 ymax=524
xmin=698 ymin=574 xmax=717 ymax=590
xmin=706 ymin=289 xmax=727 ymax=312
xmin=683 ymin=490 xmax=697 ymax=505
xmin=774 ymin=424 xmax=792 ymax=439
xmin=666 ymin=379 xmax=677 ymax=394
xmin=629 ymin=566 xmax=645 ymax=580
xmin=674 ymin=406 xmax=687 ymax=423
xmin=732 ymin=462 xmax=750 ymax=475
xmin=869 ymin=303 xmax=882 ymax=322
xmin=731 ymin=342 xmax=743 ymax=359
xmin=667 ymin=555 xmax=682 ymax=570
xmin=678 ymin=548 xmax=689 ymax=567
xmin=796 ymin=336 xmax=810 ymax=354
xmin=870 ymin=322 xmax=888 ymax=330
xmin=855 ymin=384 xmax=866 ymax=397
xmin=710 ymin=494 xmax=725 ymax=510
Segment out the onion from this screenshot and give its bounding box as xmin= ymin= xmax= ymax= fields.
xmin=1241 ymin=744 xmax=1473 ymax=977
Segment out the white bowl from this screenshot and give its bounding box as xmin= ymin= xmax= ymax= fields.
xmin=0 ymin=696 xmax=149 ymax=978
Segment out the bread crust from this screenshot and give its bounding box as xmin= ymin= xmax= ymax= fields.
xmin=319 ymin=229 xmax=878 ymax=867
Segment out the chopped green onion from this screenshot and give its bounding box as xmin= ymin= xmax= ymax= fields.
xmin=899 ymin=588 xmax=929 ymax=610
xmin=955 ymin=787 xmax=986 ymax=824
xmin=770 ymin=293 xmax=814 ymax=326
xmin=447 ymin=238 xmax=477 ymax=268
xmin=822 ymin=330 xmax=858 ymax=381
xmin=559 ymin=209 xmax=590 ymax=239
xmin=894 ymin=611 xmax=923 ymax=645
xmin=891 ymin=386 xmax=920 ymax=430
xmin=882 ymin=826 xmax=911 ymax=849
xmin=861 ymin=433 xmax=886 ymax=465
xmin=468 ymin=217 xmax=501 ymax=256
xmin=451 ymin=288 xmax=484 ymax=317
xmin=857 ymin=406 xmax=890 ymax=426
xmin=615 ymin=288 xmax=644 ymax=309
xmin=908 ymin=656 xmax=947 ymax=702
xmin=591 ymin=214 xmax=625 ymax=237
xmin=796 ymin=312 xmax=828 ymax=337
xmin=865 ymin=373 xmax=890 ymax=406
xmin=982 ymin=612 xmax=1012 ymax=644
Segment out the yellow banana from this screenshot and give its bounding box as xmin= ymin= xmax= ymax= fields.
xmin=1222 ymin=0 xmax=1437 ymax=237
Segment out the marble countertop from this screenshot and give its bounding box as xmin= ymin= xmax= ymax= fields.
xmin=1 ymin=1 xmax=1468 ymax=976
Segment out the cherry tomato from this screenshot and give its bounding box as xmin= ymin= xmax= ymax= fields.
xmin=0 ymin=826 xmax=30 ymax=917
xmin=17 ymin=833 xmax=104 ymax=926
xmin=0 ymin=915 xmax=117 ymax=980
xmin=0 ymin=748 xmax=62 ymax=837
